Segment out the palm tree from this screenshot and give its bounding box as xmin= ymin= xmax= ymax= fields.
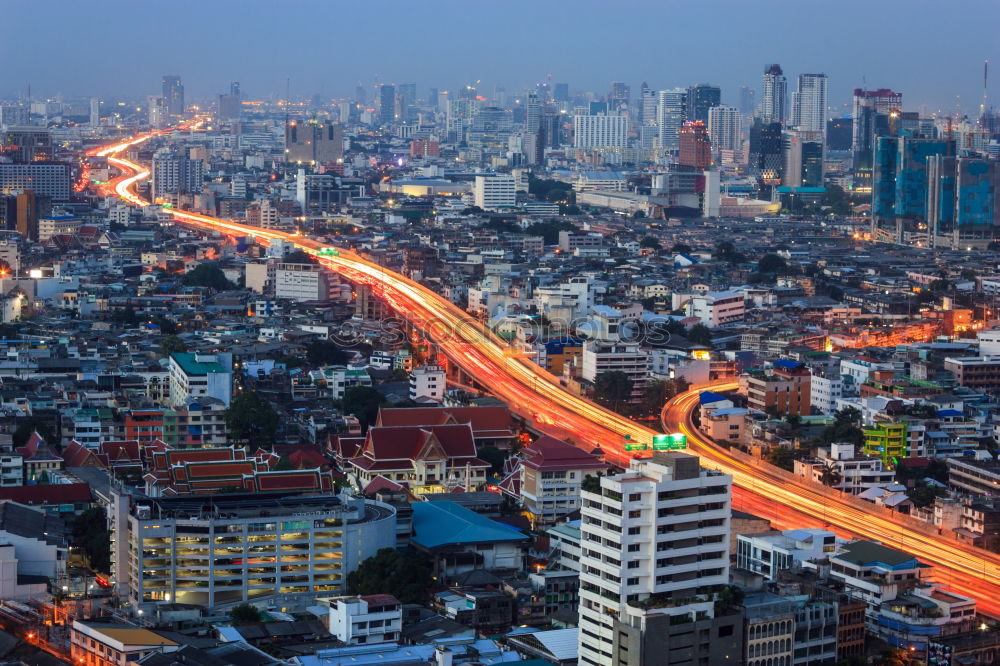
xmin=820 ymin=462 xmax=843 ymax=488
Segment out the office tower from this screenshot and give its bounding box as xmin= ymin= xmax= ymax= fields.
xmin=791 ymin=73 xmax=828 ymax=135
xmin=553 ymin=82 xmax=569 ymax=103
xmin=541 ymin=112 xmax=562 ymax=148
xmin=577 ymin=453 xmax=738 ymax=666
xmin=678 ymin=121 xmax=712 ymax=170
xmin=151 ymin=148 xmax=204 ymax=200
xmin=708 ymin=105 xmax=741 ymax=153
xmin=1 ymin=128 xmax=52 ymax=162
xmin=0 ymin=190 xmax=40 ymax=241
xmin=872 ymin=135 xmax=953 ymax=223
xmin=852 ymin=105 xmax=891 ymax=190
xmin=492 ymin=86 xmax=508 ymax=107
xmin=378 ymin=84 xmax=396 ymax=125
xmin=573 ymin=114 xmax=628 ymax=149
xmin=827 ymin=117 xmax=852 ymax=151
xmin=0 ymin=164 xmax=69 ymax=200
xmin=355 ymin=85 xmax=366 ymax=106
xmin=285 ymin=119 xmax=344 ymax=164
xmin=446 ymin=97 xmax=478 ymax=142
xmin=748 ymin=119 xmax=785 ymax=196
xmin=218 ymin=81 xmax=241 ymax=120
xmin=739 ymin=86 xmax=756 ymax=117
xmin=161 ymin=75 xmax=185 ymax=116
xmin=398 ymin=83 xmax=417 ymax=122
xmin=639 ymin=83 xmax=657 ymax=126
xmin=525 ymin=89 xmax=541 ymax=132
xmin=89 ymin=97 xmax=100 ymax=127
xmin=783 ymin=130 xmax=825 ymax=187
xmin=427 ymin=87 xmax=439 ymax=108
xmin=473 ymin=174 xmax=516 ymax=210
xmin=759 ymin=64 xmax=787 ymax=124
xmin=657 ymin=88 xmax=688 ymax=151
xmin=608 ymin=81 xmax=630 ymax=112
xmin=686 ymin=83 xmax=721 ymax=123
xmin=588 ymin=101 xmax=608 ymax=115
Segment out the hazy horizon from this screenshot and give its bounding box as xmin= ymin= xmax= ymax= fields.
xmin=3 ymin=0 xmax=999 ymax=116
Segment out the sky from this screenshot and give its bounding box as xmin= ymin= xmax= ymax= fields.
xmin=3 ymin=0 xmax=999 ymax=117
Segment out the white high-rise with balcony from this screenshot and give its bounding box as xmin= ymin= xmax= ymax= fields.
xmin=708 ymin=105 xmax=742 ymax=153
xmin=573 ymin=114 xmax=628 ymax=149
xmin=791 ymin=73 xmax=828 ymax=135
xmin=578 ymin=453 xmax=733 ymax=666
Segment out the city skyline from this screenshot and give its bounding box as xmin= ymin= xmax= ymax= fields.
xmin=1 ymin=0 xmax=998 ymax=115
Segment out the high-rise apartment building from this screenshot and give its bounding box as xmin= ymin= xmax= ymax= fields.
xmin=0 ymin=163 xmax=70 ymax=201
xmin=151 ymin=148 xmax=204 ymax=201
xmin=759 ymin=64 xmax=787 ymax=125
xmin=791 ymin=73 xmax=828 ymax=135
xmin=657 ymin=88 xmax=688 ymax=152
xmin=573 ymin=114 xmax=628 ymax=150
xmin=89 ymin=97 xmax=100 ymax=127
xmin=708 ymin=105 xmax=742 ymax=154
xmin=397 ymin=83 xmax=416 ymax=122
xmin=525 ymin=89 xmax=542 ymax=133
xmin=686 ymin=83 xmax=721 ymax=123
xmin=783 ymin=130 xmax=825 ymax=187
xmin=577 ymin=453 xmax=738 ymax=666
xmin=678 ymin=121 xmax=712 ymax=170
xmin=161 ymin=75 xmax=184 ymax=116
xmin=851 ymin=88 xmax=902 ymax=153
xmin=378 ymin=84 xmax=396 ymax=126
xmin=872 ymin=135 xmax=953 ymax=223
xmin=1 ymin=128 xmax=52 ymax=162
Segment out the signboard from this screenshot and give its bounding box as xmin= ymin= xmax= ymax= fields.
xmin=652 ymin=433 xmax=687 ymax=451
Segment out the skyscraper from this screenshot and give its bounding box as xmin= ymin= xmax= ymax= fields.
xmin=218 ymin=81 xmax=241 ymax=120
xmin=525 ymin=89 xmax=541 ymax=133
xmin=89 ymin=98 xmax=100 ymax=127
xmin=657 ymin=88 xmax=687 ymax=152
xmin=782 ymin=130 xmax=825 ymax=187
xmin=573 ymin=114 xmax=628 ymax=149
xmin=553 ymin=82 xmax=569 ymax=104
xmin=678 ymin=121 xmax=712 ymax=170
xmin=285 ymin=120 xmax=344 ymax=164
xmin=608 ymin=81 xmax=630 ymax=112
xmin=851 ymin=88 xmax=902 ymax=154
xmin=427 ymin=88 xmax=439 ymax=108
xmin=708 ymin=105 xmax=742 ymax=153
xmin=397 ymin=83 xmax=417 ymax=122
xmin=749 ymin=119 xmax=785 ymax=196
xmin=739 ymin=86 xmax=756 ymax=117
xmin=759 ymin=64 xmax=787 ymax=125
xmin=161 ymin=75 xmax=185 ymax=117
xmin=685 ymin=83 xmax=721 ymax=123
xmin=577 ymin=453 xmax=739 ymax=666
xmin=790 ymin=73 xmax=828 ymax=135
xmin=639 ymin=83 xmax=657 ymax=126
xmin=378 ymin=84 xmax=396 ymax=126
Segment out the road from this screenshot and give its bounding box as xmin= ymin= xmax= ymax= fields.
xmin=95 ymin=127 xmax=1000 ymax=617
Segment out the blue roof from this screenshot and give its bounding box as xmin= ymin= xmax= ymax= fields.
xmin=936 ymin=409 xmax=963 ymax=417
xmin=773 ymin=359 xmax=803 ymax=369
xmin=411 ymin=500 xmax=528 ymax=549
xmin=699 ymin=391 xmax=729 ymax=405
xmin=543 ymin=337 xmax=584 ymax=354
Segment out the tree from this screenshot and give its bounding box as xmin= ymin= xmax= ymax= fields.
xmin=72 ymin=507 xmax=111 ymax=573
xmin=817 ymin=407 xmax=864 ymax=447
xmin=283 ymin=249 xmax=313 ymax=264
xmin=766 ymin=447 xmax=797 ymax=471
xmin=525 ymin=219 xmax=576 ymax=244
xmin=306 ymin=340 xmax=349 ymax=366
xmin=341 ymin=386 xmax=386 ymax=431
xmin=230 ymin=603 xmax=261 ymax=626
xmin=670 ymin=243 xmax=692 ymax=254
xmin=907 ymin=482 xmax=946 ymax=508
xmin=13 ymin=420 xmax=55 ymax=450
xmin=642 ymin=378 xmax=690 ymax=414
xmin=594 ymin=371 xmax=633 ymax=410
xmin=639 ymin=236 xmax=661 ymax=250
xmin=715 ymin=241 xmax=745 ymax=264
xmin=820 ymin=462 xmax=843 ymax=487
xmin=687 ymin=323 xmax=713 ymax=346
xmin=581 ymin=473 xmax=604 ymax=493
xmin=159 ymin=335 xmax=187 ymax=356
xmin=225 ymin=391 xmax=280 ymax=447
xmin=182 ymin=263 xmax=234 ymax=290
xmin=346 ymin=548 xmax=434 ymax=604
xmin=757 ymin=253 xmax=787 ymax=273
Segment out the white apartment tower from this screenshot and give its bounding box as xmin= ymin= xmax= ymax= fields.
xmin=472 ymin=174 xmax=516 ymax=210
xmin=790 ymin=73 xmax=828 ymax=135
xmin=578 ymin=453 xmax=737 ymax=666
xmin=151 ymin=148 xmax=203 ymax=201
xmin=759 ymin=64 xmax=787 ymax=125
xmin=573 ymin=114 xmax=629 ymax=150
xmin=708 ymin=105 xmax=742 ymax=153
xmin=657 ymin=89 xmax=688 ymax=151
